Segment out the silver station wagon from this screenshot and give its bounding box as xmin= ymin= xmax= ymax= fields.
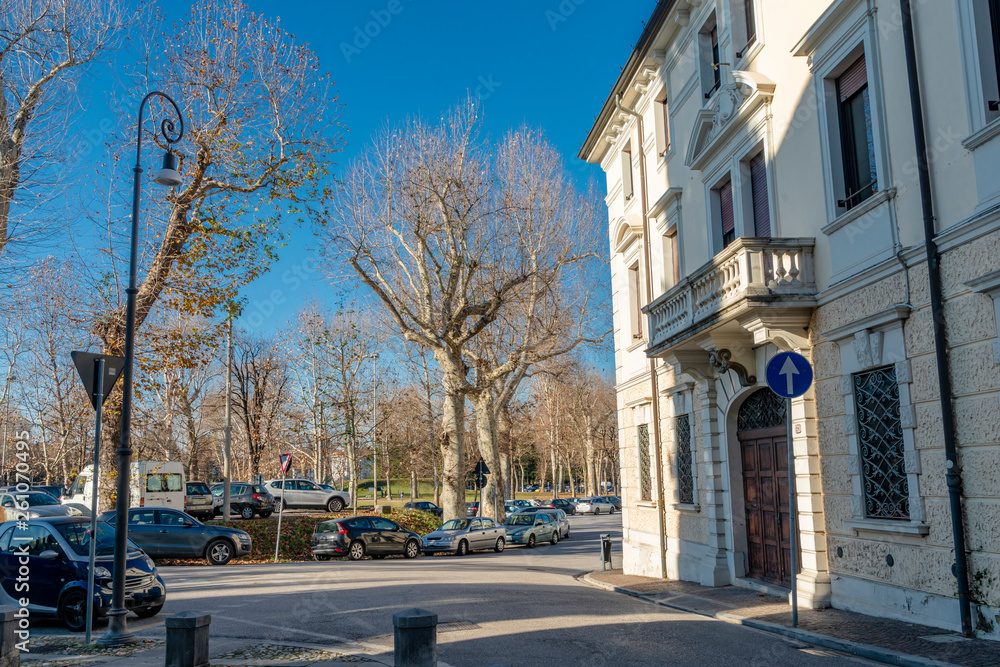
xmin=422 ymin=516 xmax=507 ymax=556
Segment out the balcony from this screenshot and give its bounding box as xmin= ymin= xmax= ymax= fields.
xmin=644 ymin=238 xmax=817 ymax=356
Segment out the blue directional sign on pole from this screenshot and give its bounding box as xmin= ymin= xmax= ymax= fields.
xmin=764 ymin=351 xmax=813 ymax=399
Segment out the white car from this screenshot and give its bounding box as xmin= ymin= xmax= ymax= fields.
xmin=576 ymin=497 xmax=615 ymax=515
xmin=264 ymin=479 xmax=350 ymax=512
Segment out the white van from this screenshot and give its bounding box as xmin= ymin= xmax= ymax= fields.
xmin=63 ymin=461 xmax=186 ymax=513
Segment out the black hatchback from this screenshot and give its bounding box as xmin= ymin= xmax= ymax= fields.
xmin=311 ymin=515 xmax=421 ymax=561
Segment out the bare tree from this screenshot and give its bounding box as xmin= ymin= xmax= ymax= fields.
xmin=231 ymin=334 xmax=288 ymax=478
xmin=0 ymin=0 xmax=129 ymax=261
xmin=325 ymin=104 xmax=604 ymax=520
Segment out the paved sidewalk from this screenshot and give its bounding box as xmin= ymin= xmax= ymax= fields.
xmin=585 ymin=570 xmax=1000 ymax=667
xmin=21 ymin=636 xmax=392 ymax=666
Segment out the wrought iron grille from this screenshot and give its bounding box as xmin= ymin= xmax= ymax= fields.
xmin=637 ymin=424 xmax=652 ymax=501
xmin=737 ymin=388 xmax=786 ymax=431
xmin=676 ymin=414 xmax=694 ymax=504
xmin=853 ymin=366 xmax=909 ymax=519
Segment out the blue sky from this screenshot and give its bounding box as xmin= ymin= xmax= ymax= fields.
xmin=68 ymin=0 xmax=654 ymax=336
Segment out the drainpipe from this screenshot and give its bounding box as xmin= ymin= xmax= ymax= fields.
xmin=898 ymin=0 xmax=973 ymax=637
xmin=616 ymin=94 xmax=669 ymax=579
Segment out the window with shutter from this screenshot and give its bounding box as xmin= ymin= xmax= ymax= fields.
xmin=720 ymin=180 xmax=735 ymax=247
xmin=622 ymin=144 xmax=634 ymax=200
xmin=654 ymin=89 xmax=670 ymax=156
xmin=744 ymin=0 xmax=757 ymax=46
xmin=750 ymin=153 xmax=770 ymax=237
xmin=836 ymin=55 xmax=877 ymax=210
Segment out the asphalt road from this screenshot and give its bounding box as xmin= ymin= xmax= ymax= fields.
xmin=39 ymin=512 xmax=873 ymax=666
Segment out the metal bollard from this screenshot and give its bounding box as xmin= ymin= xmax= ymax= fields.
xmin=392 ymin=608 xmax=437 ymax=667
xmin=165 ymin=612 xmax=210 ymax=667
xmin=600 ymin=533 xmax=612 ymax=570
xmin=0 ymin=606 xmax=18 ymax=667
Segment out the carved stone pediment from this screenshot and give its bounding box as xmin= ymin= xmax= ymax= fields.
xmin=685 ymin=71 xmax=776 ymax=171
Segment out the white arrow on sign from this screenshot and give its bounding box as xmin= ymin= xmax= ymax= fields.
xmin=779 ymin=356 xmax=800 ymax=396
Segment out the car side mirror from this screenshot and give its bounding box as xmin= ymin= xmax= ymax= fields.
xmin=39 ymin=550 xmax=60 ymax=560
xmin=183 ymin=521 xmax=195 ymax=528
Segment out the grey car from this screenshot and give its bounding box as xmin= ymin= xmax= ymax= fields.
xmin=185 ymin=481 xmax=214 ymax=520
xmin=265 ymin=479 xmax=350 ymax=512
xmin=210 ymin=482 xmax=275 ymax=519
xmin=512 ymin=507 xmax=570 ymax=539
xmin=99 ymin=507 xmax=252 ymax=565
xmin=422 ymin=516 xmax=507 ymax=556
xmin=0 ymin=491 xmax=84 ymax=519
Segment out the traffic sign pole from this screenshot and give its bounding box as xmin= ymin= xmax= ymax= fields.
xmin=764 ymin=351 xmax=813 ymax=629
xmin=85 ymin=357 xmax=105 ymax=645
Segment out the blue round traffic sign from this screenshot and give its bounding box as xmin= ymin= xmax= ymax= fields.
xmin=765 ymin=351 xmax=813 ymax=399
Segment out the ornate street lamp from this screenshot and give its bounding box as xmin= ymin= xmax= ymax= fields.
xmin=99 ymin=91 xmax=184 ymax=647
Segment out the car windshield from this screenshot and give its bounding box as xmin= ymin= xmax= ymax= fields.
xmin=211 ymin=486 xmax=223 ymax=497
xmin=26 ymin=493 xmax=59 ymax=506
xmin=188 ymin=484 xmax=210 ymax=495
xmin=439 ymin=519 xmax=469 ymax=531
xmin=506 ymin=514 xmax=534 ymax=526
xmin=54 ymin=522 xmax=139 ymax=556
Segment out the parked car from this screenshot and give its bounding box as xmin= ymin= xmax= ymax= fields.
xmin=264 ymin=479 xmax=350 ymax=512
xmin=536 ymin=498 xmax=577 ymax=515
xmin=99 ymin=507 xmax=252 ymax=565
xmin=503 ymin=511 xmax=559 ymax=547
xmin=404 ymin=501 xmax=443 ymax=518
xmin=513 ymin=507 xmax=570 ymax=539
xmin=311 ymin=515 xmax=421 ymax=561
xmin=0 ymin=485 xmax=67 ymax=500
xmin=185 ymin=481 xmax=214 ymax=520
xmin=465 ymin=501 xmax=480 ymax=516
xmin=0 ymin=516 xmax=165 ymax=631
xmin=601 ymin=496 xmax=622 ymax=510
xmin=0 ymin=491 xmax=84 ymax=519
xmin=525 ymin=498 xmax=544 ymax=507
xmin=576 ymin=497 xmax=615 ymax=514
xmin=503 ymin=499 xmax=531 ymax=514
xmin=422 ymin=517 xmax=506 ymax=555
xmin=210 ymin=482 xmax=275 ymax=519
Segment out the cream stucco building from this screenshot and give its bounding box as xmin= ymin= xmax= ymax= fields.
xmin=580 ymin=0 xmax=1000 ymax=638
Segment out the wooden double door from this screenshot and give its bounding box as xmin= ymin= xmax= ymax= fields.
xmin=739 ymin=425 xmax=793 ymax=588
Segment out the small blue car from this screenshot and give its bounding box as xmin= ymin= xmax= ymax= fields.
xmin=0 ymin=517 xmax=166 ymax=632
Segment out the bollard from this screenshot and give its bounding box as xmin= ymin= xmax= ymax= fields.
xmin=165 ymin=612 xmax=210 ymax=667
xmin=392 ymin=608 xmax=437 ymax=667
xmin=600 ymin=533 xmax=612 ymax=570
xmin=0 ymin=606 xmax=18 ymax=667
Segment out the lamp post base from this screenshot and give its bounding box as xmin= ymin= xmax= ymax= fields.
xmin=97 ymin=610 xmax=138 ymax=647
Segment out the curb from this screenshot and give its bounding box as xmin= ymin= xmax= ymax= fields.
xmin=581 ymin=573 xmax=956 ymax=667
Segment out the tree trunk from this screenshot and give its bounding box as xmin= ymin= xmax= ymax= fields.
xmin=473 ymin=392 xmax=505 ymax=523
xmin=438 ymin=389 xmax=465 ymax=520
xmin=433 ymin=461 xmax=440 ymax=506
xmin=410 ymin=468 xmax=417 ymax=500
xmin=585 ymin=423 xmax=598 ymax=496
xmin=550 ymin=446 xmax=558 ymax=499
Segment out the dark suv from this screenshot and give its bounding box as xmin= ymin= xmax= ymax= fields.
xmin=537 ymin=498 xmax=577 ymax=515
xmin=403 ymin=501 xmax=443 ymax=518
xmin=311 ymin=515 xmax=422 ymax=561
xmin=211 ymin=482 xmax=275 ymax=519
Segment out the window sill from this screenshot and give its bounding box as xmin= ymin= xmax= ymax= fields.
xmin=673 ymin=503 xmax=700 ymax=513
xmin=734 ymin=39 xmax=763 ymax=71
xmin=627 ymin=338 xmax=647 ymax=353
xmin=962 ymin=115 xmax=1000 ymax=151
xmin=821 ymin=187 xmax=896 ymax=236
xmin=844 ymin=518 xmax=929 ymax=538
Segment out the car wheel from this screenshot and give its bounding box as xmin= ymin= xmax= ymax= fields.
xmin=313 ymin=554 xmax=331 ymax=561
xmin=456 ymin=540 xmax=468 ymax=557
xmin=593 ymin=507 xmax=600 ymax=515
xmin=260 ymin=510 xmax=272 ymax=518
xmin=404 ymin=539 xmax=420 ymax=559
xmin=206 ymin=538 xmax=234 ymax=565
xmin=327 ymin=497 xmax=345 ymax=512
xmin=551 ymin=532 xmax=559 ymax=545
xmin=494 ymin=537 xmax=505 ymax=553
xmin=565 ymin=529 xmax=570 ymax=539
xmin=240 ymin=505 xmax=255 ymax=520
xmin=58 ymin=590 xmax=88 ymax=632
xmin=526 ymin=534 xmax=536 ymax=548
xmin=610 ymin=506 xmax=615 ymax=514
xmin=135 ymin=603 xmax=163 ymax=618
xmin=348 ymin=540 xmax=365 ymax=561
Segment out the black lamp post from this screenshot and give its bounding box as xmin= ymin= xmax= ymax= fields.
xmin=98 ymin=91 xmax=184 ymax=647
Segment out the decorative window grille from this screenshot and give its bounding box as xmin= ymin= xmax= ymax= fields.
xmin=676 ymin=414 xmax=694 ymax=504
xmin=637 ymin=424 xmax=652 ymax=501
xmin=737 ymin=388 xmax=786 ymax=431
xmin=853 ymin=366 xmax=909 ymax=520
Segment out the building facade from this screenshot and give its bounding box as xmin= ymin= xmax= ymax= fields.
xmin=580 ymin=0 xmax=1000 ymax=638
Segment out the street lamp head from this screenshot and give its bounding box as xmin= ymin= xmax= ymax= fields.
xmin=153 ymin=150 xmax=182 ymax=188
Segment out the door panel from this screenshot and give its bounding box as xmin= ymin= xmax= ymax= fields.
xmin=740 ymin=428 xmax=792 ymax=588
